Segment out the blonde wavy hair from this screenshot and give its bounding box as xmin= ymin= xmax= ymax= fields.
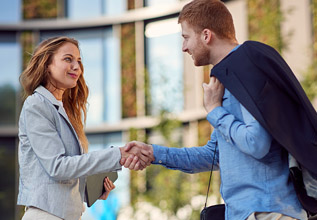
xmin=20 ymin=36 xmax=89 ymax=153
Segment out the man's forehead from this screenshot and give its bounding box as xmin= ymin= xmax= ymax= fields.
xmin=181 ymin=22 xmax=197 ymax=35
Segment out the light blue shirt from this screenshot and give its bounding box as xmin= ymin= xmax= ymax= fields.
xmin=152 ymin=46 xmax=307 ymax=220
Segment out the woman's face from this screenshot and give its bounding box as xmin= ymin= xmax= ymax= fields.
xmin=46 ymin=42 xmax=82 ymax=99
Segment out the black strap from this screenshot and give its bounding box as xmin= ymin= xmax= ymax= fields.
xmin=204 ymin=146 xmax=218 ymax=208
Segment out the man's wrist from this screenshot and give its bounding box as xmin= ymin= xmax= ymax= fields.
xmin=207 ymin=103 xmax=221 ymax=113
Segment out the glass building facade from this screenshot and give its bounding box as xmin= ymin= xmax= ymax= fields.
xmin=2 ymin=0 xmax=313 ymax=219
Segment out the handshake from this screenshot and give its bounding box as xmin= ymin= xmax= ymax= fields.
xmin=119 ymin=141 xmax=155 ymax=171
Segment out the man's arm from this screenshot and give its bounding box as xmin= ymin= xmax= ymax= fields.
xmin=121 ymin=76 xmax=224 ymax=172
xmin=121 ymin=131 xmax=219 ymax=173
xmin=203 ymin=77 xmax=272 ymax=159
xmin=152 ymin=132 xmax=219 ymax=173
xmin=206 ymin=104 xmax=272 ymax=159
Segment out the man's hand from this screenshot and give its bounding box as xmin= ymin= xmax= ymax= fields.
xmin=120 ymin=141 xmax=154 ymax=171
xmin=119 ymin=147 xmax=143 ymax=170
xmin=203 ymin=76 xmax=224 ymax=113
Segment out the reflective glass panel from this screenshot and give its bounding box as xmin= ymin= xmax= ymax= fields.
xmin=145 ymin=18 xmax=183 ymax=115
xmin=145 ymin=0 xmax=179 ymax=7
xmin=0 ymin=34 xmax=21 ymax=126
xmin=103 ymin=29 xmax=121 ymax=123
xmin=0 ymin=0 xmax=21 ymax=23
xmin=78 ymin=37 xmax=104 ymax=125
xmin=67 ymin=0 xmax=102 ymax=19
xmin=103 ymin=0 xmax=126 ymax=16
xmin=67 ymin=0 xmax=126 ymax=19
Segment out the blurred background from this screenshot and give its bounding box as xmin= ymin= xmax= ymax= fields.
xmin=0 ymin=0 xmax=317 ymax=219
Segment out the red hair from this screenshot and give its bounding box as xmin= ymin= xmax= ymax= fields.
xmin=178 ymin=0 xmax=236 ymax=41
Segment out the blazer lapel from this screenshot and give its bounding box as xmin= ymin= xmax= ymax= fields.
xmin=55 ymin=105 xmax=84 ymax=155
xmin=34 ymin=86 xmax=84 ymax=154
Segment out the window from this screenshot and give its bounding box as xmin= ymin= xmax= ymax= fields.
xmin=0 ymin=0 xmax=21 ymax=23
xmin=145 ymin=0 xmax=180 ymax=7
xmin=0 ymin=33 xmax=21 ymax=126
xmin=67 ymin=0 xmax=126 ymax=19
xmin=145 ymin=18 xmax=184 ymax=115
xmin=103 ymin=0 xmax=126 ymax=16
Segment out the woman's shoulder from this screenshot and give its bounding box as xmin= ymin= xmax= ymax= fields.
xmin=24 ymin=91 xmax=47 ymax=108
xmin=23 ymin=90 xmax=56 ymax=117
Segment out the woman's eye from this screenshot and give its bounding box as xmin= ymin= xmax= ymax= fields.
xmin=65 ymin=57 xmax=72 ymax=62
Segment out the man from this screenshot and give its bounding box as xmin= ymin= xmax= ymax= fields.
xmin=122 ymin=0 xmax=316 ymax=219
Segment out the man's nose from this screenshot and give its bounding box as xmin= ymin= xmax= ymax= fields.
xmin=182 ymin=42 xmax=187 ymax=52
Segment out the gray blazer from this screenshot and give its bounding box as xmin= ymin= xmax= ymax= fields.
xmin=17 ymin=86 xmax=122 ymax=220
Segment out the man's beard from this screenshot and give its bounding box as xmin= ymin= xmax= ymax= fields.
xmin=193 ymin=44 xmax=210 ymax=66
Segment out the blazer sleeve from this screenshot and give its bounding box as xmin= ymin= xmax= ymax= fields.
xmin=22 ymin=97 xmax=122 ymax=181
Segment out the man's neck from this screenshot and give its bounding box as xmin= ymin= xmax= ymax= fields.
xmin=211 ymin=40 xmax=239 ymax=65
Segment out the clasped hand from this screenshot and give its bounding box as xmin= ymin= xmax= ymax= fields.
xmin=202 ymin=76 xmax=224 ymax=112
xmin=119 ymin=141 xmax=154 ymax=171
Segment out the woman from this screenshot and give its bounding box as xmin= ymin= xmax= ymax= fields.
xmin=17 ymin=36 xmax=150 ymax=220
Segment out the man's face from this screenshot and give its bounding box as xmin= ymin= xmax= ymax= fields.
xmin=181 ymin=21 xmax=210 ymax=66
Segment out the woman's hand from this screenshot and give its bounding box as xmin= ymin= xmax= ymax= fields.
xmin=99 ymin=177 xmax=115 ymax=200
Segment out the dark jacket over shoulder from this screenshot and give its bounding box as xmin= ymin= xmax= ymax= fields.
xmin=211 ymin=41 xmax=317 ymax=175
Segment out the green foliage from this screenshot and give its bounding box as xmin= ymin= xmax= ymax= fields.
xmin=302 ymin=0 xmax=317 ymax=101
xmin=21 ymin=31 xmax=34 ymax=70
xmin=248 ymin=0 xmax=284 ymax=52
xmin=247 ymin=0 xmax=317 ymax=101
xmin=145 ymin=166 xmax=187 ymax=211
xmin=0 ymin=85 xmax=17 ymax=126
xmin=23 ymin=0 xmax=58 ymax=19
xmin=302 ymin=63 xmax=317 ymax=101
xmin=154 ymin=110 xmax=182 ymax=147
xmin=144 ymin=68 xmax=152 ymax=116
xmin=0 ymin=141 xmax=18 ymax=220
xmin=121 ymin=23 xmax=137 ymax=118
xmin=312 ymin=0 xmax=317 ymax=58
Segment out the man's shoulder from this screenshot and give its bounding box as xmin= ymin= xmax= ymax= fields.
xmin=240 ymin=41 xmax=281 ymax=59
xmin=213 ymin=41 xmax=271 ymax=70
xmin=241 ymin=40 xmax=272 ymax=49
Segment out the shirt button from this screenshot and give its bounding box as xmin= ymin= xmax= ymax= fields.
xmin=159 ymin=160 xmax=162 ymax=164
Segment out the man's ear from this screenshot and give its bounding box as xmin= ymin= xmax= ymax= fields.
xmin=202 ymin=29 xmax=213 ymax=44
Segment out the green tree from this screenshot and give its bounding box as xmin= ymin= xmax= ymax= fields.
xmin=23 ymin=0 xmax=57 ymax=19
xmin=0 ymin=85 xmax=17 ymax=126
xmin=248 ymin=0 xmax=284 ymax=52
xmin=0 ymin=139 xmax=17 ymax=220
xmin=302 ymin=0 xmax=317 ymax=102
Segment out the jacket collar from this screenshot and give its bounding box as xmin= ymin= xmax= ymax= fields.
xmin=34 ymin=85 xmax=61 ymax=109
xmin=34 ymin=85 xmax=71 ymax=127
